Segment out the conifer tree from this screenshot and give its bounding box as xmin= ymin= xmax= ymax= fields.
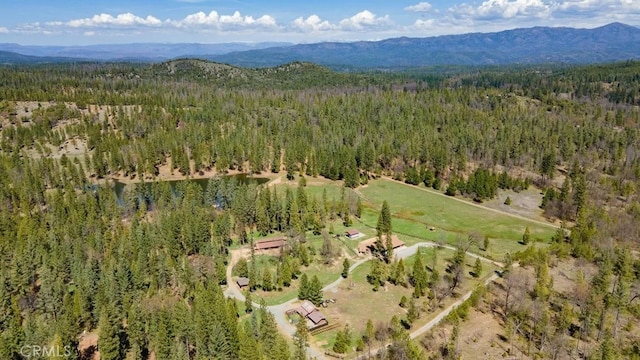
xmin=97 ymin=308 xmax=123 ymax=360
xmin=385 ymin=235 xmax=394 ymax=263
xmin=376 ymin=200 xmax=392 ymax=237
xmin=298 ymin=273 xmax=309 ymax=301
xmin=293 ymin=316 xmax=309 ymax=360
xmin=411 ymin=251 xmax=428 ymax=298
xmin=522 ymin=226 xmax=531 ymax=245
xmin=393 ymin=258 xmax=407 ymax=286
xmin=473 ymin=258 xmax=482 ymax=278
xmin=406 ymin=298 xmax=419 ymax=326
xmin=282 ymin=257 xmax=292 ymax=287
xmin=308 ymin=275 xmax=323 ymax=306
xmin=342 ymin=258 xmax=350 ymax=278
xmin=262 ymin=270 xmax=273 ymax=291
xmin=245 ymin=291 xmax=253 ymax=314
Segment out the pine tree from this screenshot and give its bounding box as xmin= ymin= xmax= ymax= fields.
xmin=238 ymin=322 xmax=262 ymax=360
xmin=411 ymin=251 xmax=428 ymax=298
xmin=293 ymin=316 xmax=309 ymax=360
xmin=342 ymin=258 xmax=350 ymax=278
xmin=308 ymin=275 xmax=323 ymax=306
xmin=262 ymin=270 xmax=273 ymax=292
xmin=572 ymin=172 xmax=587 ymax=215
xmin=406 ymin=298 xmax=419 ymax=326
xmin=385 ymin=235 xmax=395 ymax=264
xmin=299 ymin=245 xmax=310 ymax=267
xmin=282 ymin=257 xmax=292 ymax=287
xmin=559 ymin=177 xmax=570 ymax=202
xmin=367 ymin=259 xmax=386 ymax=291
xmin=376 ymin=200 xmax=392 ymax=237
xmin=522 ymin=226 xmax=531 ymax=245
xmin=473 ymin=258 xmax=482 ymax=278
xmin=333 ymin=329 xmax=347 ymax=353
xmin=245 ymin=291 xmax=253 ymax=313
xmin=249 ymin=260 xmax=257 ymax=291
xmin=97 ymin=308 xmax=123 ymax=360
xmin=393 ymin=258 xmax=407 ymax=286
xmin=534 ymin=259 xmax=552 ymax=301
xmin=298 ymin=273 xmax=309 ymax=301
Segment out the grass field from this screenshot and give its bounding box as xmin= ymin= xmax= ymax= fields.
xmin=246 ymin=254 xmax=344 ymax=306
xmin=315 ymin=246 xmax=499 ymax=355
xmin=358 ymin=179 xmax=556 ymax=257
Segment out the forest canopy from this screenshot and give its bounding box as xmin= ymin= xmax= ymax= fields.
xmin=0 ymin=59 xmax=639 ymax=359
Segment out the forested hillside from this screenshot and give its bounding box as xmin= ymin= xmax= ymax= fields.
xmin=0 ymin=60 xmax=639 ymax=359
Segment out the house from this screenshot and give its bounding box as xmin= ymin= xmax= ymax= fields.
xmin=345 ymin=229 xmax=363 ymax=239
xmin=357 ymin=235 xmax=405 ymax=255
xmin=291 ymin=300 xmax=329 ymax=330
xmin=307 ymin=311 xmax=328 ymax=328
xmin=236 ymin=277 xmax=250 ymax=289
xmin=253 ymin=236 xmax=287 ymax=251
xmin=294 ymin=300 xmax=318 ymax=317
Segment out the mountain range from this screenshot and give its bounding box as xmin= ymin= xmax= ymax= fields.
xmin=1 ymin=22 xmax=640 ymax=68
xmin=0 ymin=42 xmax=292 ymax=63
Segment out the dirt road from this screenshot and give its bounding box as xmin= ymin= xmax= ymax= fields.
xmin=226 ymin=240 xmax=506 ymax=359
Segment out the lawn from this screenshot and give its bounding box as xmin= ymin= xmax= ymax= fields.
xmin=359 ymin=179 xmax=556 ymax=257
xmin=248 ymin=254 xmax=344 ymax=306
xmin=315 ymin=246 xmax=499 ymax=355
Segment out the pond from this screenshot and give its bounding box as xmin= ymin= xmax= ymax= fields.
xmin=112 ymin=173 xmax=270 ymax=203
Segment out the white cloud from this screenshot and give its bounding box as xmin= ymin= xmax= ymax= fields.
xmin=51 ymin=13 xmax=163 ymax=28
xmin=219 ymin=11 xmax=277 ymax=28
xmin=451 ymin=0 xmax=551 ymax=21
xmin=292 ymin=15 xmax=335 ymax=32
xmin=412 ymin=19 xmax=435 ymax=30
xmin=338 ymin=10 xmax=392 ymax=30
xmin=555 ymin=0 xmax=640 ymax=14
xmin=176 ymin=10 xmax=278 ymax=29
xmin=5 ymin=2 xmax=640 ymax=43
xmin=405 ymin=2 xmax=433 ymax=13
xmin=444 ymin=0 xmax=640 ymax=24
xmin=291 ymin=10 xmax=393 ymax=33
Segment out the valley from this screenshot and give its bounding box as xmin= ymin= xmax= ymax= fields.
xmin=0 ymin=59 xmax=639 ymax=360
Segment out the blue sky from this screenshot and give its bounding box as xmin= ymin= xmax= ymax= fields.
xmin=1 ymin=0 xmax=639 ymax=45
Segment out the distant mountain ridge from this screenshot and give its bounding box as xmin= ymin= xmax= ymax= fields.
xmin=207 ymin=22 xmax=640 ymax=68
xmin=1 ymin=23 xmax=640 ymax=68
xmin=0 ymin=42 xmax=292 ymax=62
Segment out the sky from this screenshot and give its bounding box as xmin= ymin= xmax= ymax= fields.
xmin=1 ymin=0 xmax=639 ymax=45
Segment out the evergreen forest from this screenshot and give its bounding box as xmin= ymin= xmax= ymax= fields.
xmin=0 ymin=59 xmax=640 ymax=359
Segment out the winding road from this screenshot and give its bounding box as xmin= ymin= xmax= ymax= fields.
xmin=219 ymin=176 xmax=557 ymax=359
xmin=224 ymin=241 xmax=507 ymax=359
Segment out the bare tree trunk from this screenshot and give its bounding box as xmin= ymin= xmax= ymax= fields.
xmin=596 ymin=308 xmax=606 ymax=341
xmin=613 ymin=306 xmax=622 ymax=338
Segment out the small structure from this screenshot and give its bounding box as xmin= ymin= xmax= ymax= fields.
xmin=253 ymin=236 xmax=287 ymax=251
xmin=345 ymin=229 xmax=363 ymax=240
xmin=236 ymin=277 xmax=250 ymax=289
xmin=357 ymin=235 xmax=405 ymax=255
xmin=307 ymin=311 xmax=327 ymax=327
xmin=289 ymin=300 xmax=329 ymax=330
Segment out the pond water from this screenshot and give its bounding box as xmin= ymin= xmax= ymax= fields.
xmin=112 ymin=173 xmax=270 ymax=202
